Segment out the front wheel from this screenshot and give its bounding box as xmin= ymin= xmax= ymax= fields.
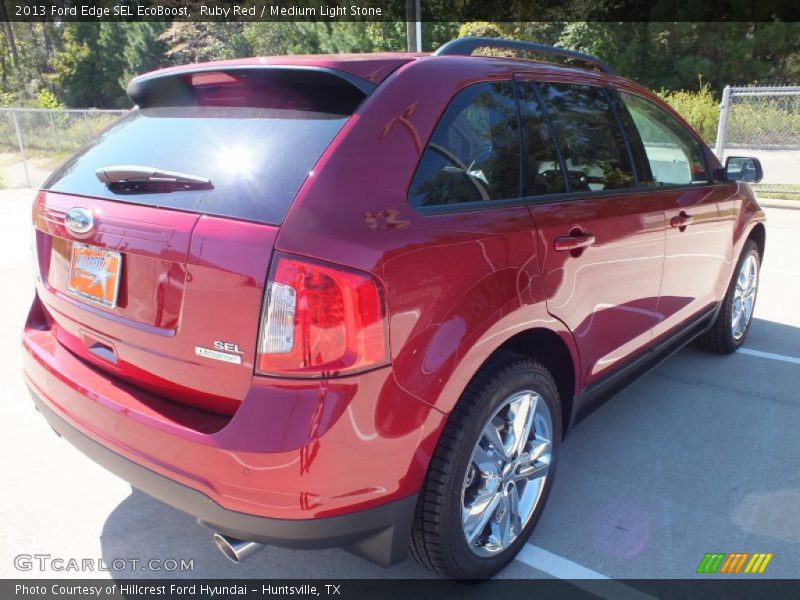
xmin=409 ymin=353 xmax=561 ymax=579
xmin=699 ymin=239 xmax=760 ymax=354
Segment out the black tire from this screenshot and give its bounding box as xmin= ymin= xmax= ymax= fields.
xmin=409 ymin=352 xmax=562 ymax=579
xmin=698 ymin=239 xmax=760 ymax=354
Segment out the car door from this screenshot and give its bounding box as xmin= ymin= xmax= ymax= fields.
xmin=615 ymin=90 xmax=736 ymax=339
xmin=516 ymin=78 xmax=667 ymax=387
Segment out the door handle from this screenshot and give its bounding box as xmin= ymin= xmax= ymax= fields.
xmin=670 ymin=212 xmax=694 ymax=229
xmin=554 ymin=232 xmax=596 ymax=252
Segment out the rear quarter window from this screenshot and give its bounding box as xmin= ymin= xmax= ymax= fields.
xmin=408 ymin=81 xmax=520 ymax=209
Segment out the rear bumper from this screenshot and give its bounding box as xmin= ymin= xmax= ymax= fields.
xmin=29 ymin=386 xmax=416 ymax=565
xmin=22 ymin=295 xmax=445 ymax=565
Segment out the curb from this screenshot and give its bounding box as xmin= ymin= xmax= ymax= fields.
xmin=757 ymin=198 xmax=800 ymax=210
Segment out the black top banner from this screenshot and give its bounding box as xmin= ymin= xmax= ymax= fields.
xmin=3 ymin=0 xmax=800 ymax=22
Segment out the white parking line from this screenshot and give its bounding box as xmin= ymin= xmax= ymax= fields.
xmin=739 ymin=347 xmax=800 ymax=365
xmin=515 ymin=545 xmax=657 ymax=600
xmin=762 ymin=267 xmax=800 ymax=275
xmin=516 ymin=545 xmax=608 ymax=579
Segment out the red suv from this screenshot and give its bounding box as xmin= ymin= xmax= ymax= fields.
xmin=23 ymin=38 xmax=766 ymax=579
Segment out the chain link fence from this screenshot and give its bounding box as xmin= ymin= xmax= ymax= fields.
xmin=715 ymin=85 xmax=800 ymax=200
xmin=0 ymin=108 xmax=128 ymax=189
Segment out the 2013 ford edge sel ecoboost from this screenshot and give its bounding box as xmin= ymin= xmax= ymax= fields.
xmin=23 ymin=38 xmax=766 ymax=579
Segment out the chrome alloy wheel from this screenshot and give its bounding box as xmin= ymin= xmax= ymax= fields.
xmin=732 ymin=253 xmax=758 ymax=341
xmin=461 ymin=390 xmax=552 ymax=556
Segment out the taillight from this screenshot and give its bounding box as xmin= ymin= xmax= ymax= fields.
xmin=257 ymin=254 xmax=389 ymax=377
xmin=30 ymin=193 xmax=41 ymax=282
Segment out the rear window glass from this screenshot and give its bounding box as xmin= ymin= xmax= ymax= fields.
xmin=44 ymin=71 xmax=365 ymax=225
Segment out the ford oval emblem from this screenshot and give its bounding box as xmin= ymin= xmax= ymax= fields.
xmin=65 ymin=207 xmax=94 ymax=235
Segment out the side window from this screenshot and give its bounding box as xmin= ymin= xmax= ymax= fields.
xmin=536 ymin=82 xmax=635 ymax=191
xmin=619 ymin=91 xmax=709 ymax=186
xmin=409 ymin=82 xmax=520 ymax=208
xmin=515 ymin=82 xmax=567 ymax=196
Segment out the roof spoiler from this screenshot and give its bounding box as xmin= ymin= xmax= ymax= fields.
xmin=126 ymin=65 xmax=377 ymax=108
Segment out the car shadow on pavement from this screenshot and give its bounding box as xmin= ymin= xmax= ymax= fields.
xmin=99 ymin=488 xmax=433 ymax=579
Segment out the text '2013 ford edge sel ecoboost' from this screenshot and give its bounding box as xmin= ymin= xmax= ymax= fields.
xmin=23 ymin=37 xmax=766 ymax=579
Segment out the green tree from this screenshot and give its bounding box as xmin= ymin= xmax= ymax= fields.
xmin=244 ymin=22 xmax=406 ymax=56
xmin=159 ymin=22 xmax=251 ymax=64
xmin=557 ymin=22 xmax=800 ymax=93
xmin=50 ymin=23 xmax=129 ymax=108
xmin=36 ymin=88 xmax=62 ymax=109
xmin=454 ymin=21 xmax=800 ymax=95
xmin=120 ymin=22 xmax=169 ymax=86
xmin=0 ymin=21 xmax=62 ymax=104
xmin=423 ymin=22 xmax=461 ymax=51
xmin=242 ymin=23 xmax=294 ymax=56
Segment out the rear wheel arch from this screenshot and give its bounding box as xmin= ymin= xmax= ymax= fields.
xmin=461 ymin=328 xmax=577 ymax=438
xmin=747 ymin=222 xmax=766 ymax=261
xmin=495 ymin=329 xmax=576 ymax=438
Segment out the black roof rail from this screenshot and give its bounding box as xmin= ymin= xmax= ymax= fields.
xmin=433 ymin=37 xmax=615 ymax=75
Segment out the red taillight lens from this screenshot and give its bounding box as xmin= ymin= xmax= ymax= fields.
xmin=257 ymin=255 xmax=389 ymax=377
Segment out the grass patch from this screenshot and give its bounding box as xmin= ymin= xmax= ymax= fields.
xmin=753 ymin=184 xmax=800 ymax=201
xmin=0 ymin=111 xmax=124 ymax=157
xmin=26 ymin=151 xmax=71 ymax=170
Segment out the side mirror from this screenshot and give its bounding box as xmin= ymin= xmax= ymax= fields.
xmin=723 ymin=156 xmax=763 ymax=183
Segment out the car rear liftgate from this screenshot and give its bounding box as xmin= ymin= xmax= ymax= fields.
xmin=33 ymin=67 xmax=372 ymax=414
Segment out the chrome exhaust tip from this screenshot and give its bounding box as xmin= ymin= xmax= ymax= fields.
xmin=213 ymin=532 xmax=265 ymax=564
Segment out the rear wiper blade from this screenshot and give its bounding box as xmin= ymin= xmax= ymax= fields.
xmin=95 ymin=165 xmax=213 ymax=191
